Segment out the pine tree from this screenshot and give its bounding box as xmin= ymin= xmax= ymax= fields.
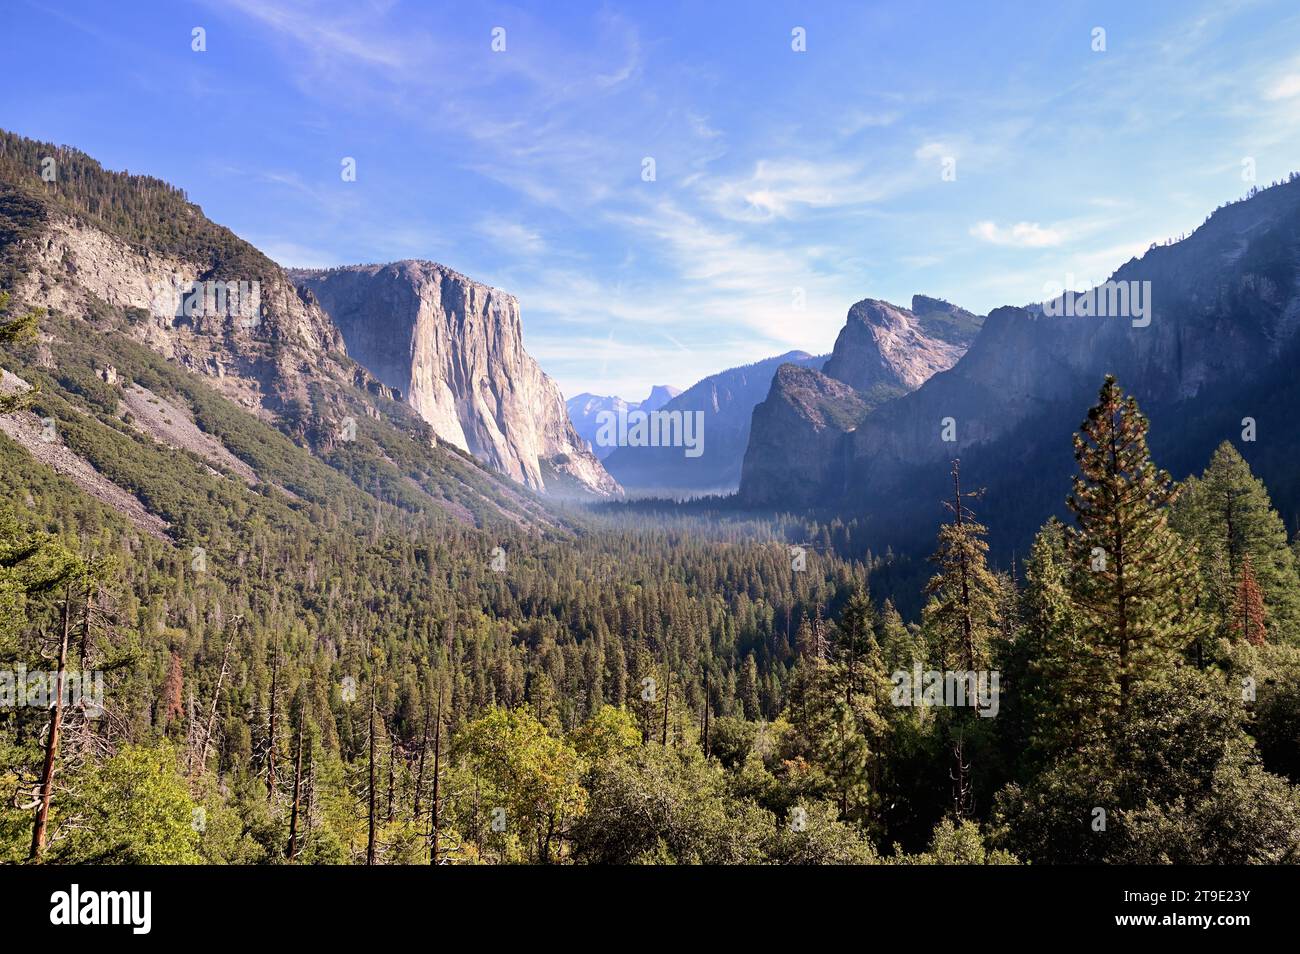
xmin=1013 ymin=519 xmax=1098 ymax=766
xmin=738 ymin=655 xmax=761 ymax=721
xmin=1171 ymin=441 xmax=1300 ymax=642
xmin=922 ymin=459 xmax=998 ymax=671
xmin=835 ymin=588 xmax=877 ymax=704
xmin=1066 ymin=376 xmax=1203 ymax=723
xmin=919 ymin=460 xmax=1000 ymax=817
xmin=0 ymin=292 xmax=40 ymax=346
xmin=286 ymin=685 xmax=309 ymax=860
xmin=876 ymin=599 xmax=923 ymax=673
xmin=1233 ymin=554 xmax=1268 ymax=646
xmin=0 ymin=292 xmax=42 ymax=413
xmin=783 ymin=612 xmax=885 ymax=825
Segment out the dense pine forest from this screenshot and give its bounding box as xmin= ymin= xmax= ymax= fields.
xmin=4 ymin=342 xmax=1300 ymax=862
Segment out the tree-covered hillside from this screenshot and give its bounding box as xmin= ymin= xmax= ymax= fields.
xmin=4 ymin=362 xmax=1299 ymax=863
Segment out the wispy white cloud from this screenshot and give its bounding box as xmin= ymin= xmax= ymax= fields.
xmin=477 ymin=219 xmax=546 ymax=256
xmin=970 ymin=221 xmax=1065 ymax=248
xmin=193 ymin=0 xmax=1300 ymax=399
xmin=1264 ymin=70 xmax=1300 ymax=100
xmin=703 ymin=158 xmax=911 ymax=221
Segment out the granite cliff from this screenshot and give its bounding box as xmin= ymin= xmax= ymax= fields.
xmin=292 ymin=262 xmax=620 ymax=498
xmin=740 ymin=296 xmax=983 ymax=506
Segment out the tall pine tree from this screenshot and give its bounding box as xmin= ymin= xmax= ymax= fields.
xmin=1171 ymin=441 xmax=1300 ymax=644
xmin=1066 ymin=376 xmax=1203 ymax=723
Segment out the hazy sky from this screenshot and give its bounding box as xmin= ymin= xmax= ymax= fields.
xmin=5 ymin=0 xmax=1300 ymax=401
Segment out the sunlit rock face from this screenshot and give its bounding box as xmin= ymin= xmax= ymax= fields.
xmin=293 ymin=261 xmax=621 ymax=497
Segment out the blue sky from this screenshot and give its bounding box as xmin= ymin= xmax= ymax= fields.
xmin=4 ymin=1 xmax=1300 ymax=401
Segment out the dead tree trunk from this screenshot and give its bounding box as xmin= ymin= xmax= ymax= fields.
xmin=414 ymin=700 xmax=431 ymax=820
xmin=660 ymin=668 xmax=670 ymax=746
xmin=701 ymin=667 xmax=711 ymax=757
xmin=366 ymin=680 xmax=377 ymax=865
xmin=30 ymin=587 xmax=72 ymax=862
xmin=429 ymin=682 xmax=444 ymax=865
xmin=304 ymin=746 xmax=315 ymax=854
xmin=287 ymin=710 xmax=305 ymax=860
xmin=386 ymin=731 xmax=396 ymax=822
xmin=195 ymin=623 xmax=238 ymax=775
xmin=266 ymin=635 xmax=280 ymax=800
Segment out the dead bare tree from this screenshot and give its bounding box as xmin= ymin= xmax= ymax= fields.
xmin=29 ymin=585 xmax=73 ymax=862
xmin=366 ymin=676 xmax=377 ymax=866
xmin=429 ymin=678 xmax=445 ymax=865
xmin=192 ymin=618 xmax=241 ymax=776
xmin=266 ymin=633 xmax=281 ymax=800
xmin=287 ymin=701 xmax=305 ymax=860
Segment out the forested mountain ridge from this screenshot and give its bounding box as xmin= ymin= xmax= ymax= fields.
xmin=0 ymin=128 xmax=610 ymax=508
xmin=0 ymin=128 xmax=586 ymax=538
xmin=0 ymin=130 xmax=370 ymax=425
xmin=740 ymin=175 xmax=1300 ymax=571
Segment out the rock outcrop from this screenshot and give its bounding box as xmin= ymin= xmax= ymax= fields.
xmin=821 ymin=296 xmax=976 ymax=394
xmin=601 ymin=351 xmax=824 ymax=495
xmin=0 ymin=127 xmax=577 ymax=531
xmin=739 ymin=364 xmax=869 ymax=506
xmin=292 ymin=262 xmax=621 ymax=498
xmin=739 ymin=296 xmax=983 ymax=506
xmin=11 ymin=200 xmax=394 ymax=437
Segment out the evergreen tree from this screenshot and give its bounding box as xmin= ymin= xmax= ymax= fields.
xmin=738 ymin=654 xmax=761 ymax=721
xmin=1171 ymin=441 xmax=1300 ymax=643
xmin=922 ymin=460 xmax=998 ymax=672
xmin=1066 ymin=376 xmax=1204 ymax=722
xmin=921 ymin=460 xmax=1000 ymax=817
xmin=1233 ymin=554 xmax=1268 ymax=646
xmin=1007 ymin=519 xmax=1096 ymax=769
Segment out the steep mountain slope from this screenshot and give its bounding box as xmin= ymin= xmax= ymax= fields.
xmin=741 ymin=175 xmax=1300 ymax=567
xmin=0 ymin=128 xmax=565 ymax=538
xmin=602 ymin=351 xmax=824 ymax=495
xmin=566 ymin=384 xmax=681 ymax=460
xmin=740 ymin=296 xmax=983 ymax=506
xmin=291 ymin=263 xmax=621 ymax=499
xmin=738 ymin=364 xmax=869 ymax=506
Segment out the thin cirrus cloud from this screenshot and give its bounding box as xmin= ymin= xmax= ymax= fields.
xmin=1265 ymin=71 xmax=1300 ymax=100
xmin=703 ymin=158 xmax=919 ymax=222
xmin=969 ymin=221 xmax=1066 ymax=248
xmin=477 ymin=219 xmax=547 ymax=257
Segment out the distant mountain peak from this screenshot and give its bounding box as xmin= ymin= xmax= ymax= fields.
xmin=641 ymin=384 xmax=682 ymax=412
xmin=740 ymin=292 xmax=983 ymax=506
xmin=598 ymin=351 xmax=826 ymax=494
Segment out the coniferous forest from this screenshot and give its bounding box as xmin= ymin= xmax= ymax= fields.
xmin=5 ymin=365 xmax=1299 ymax=865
